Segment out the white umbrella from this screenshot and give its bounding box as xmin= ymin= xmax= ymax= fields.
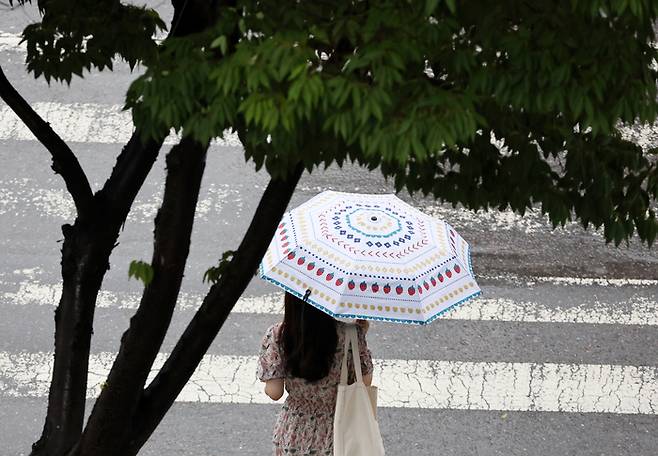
xmin=259 ymin=190 xmax=481 ymax=325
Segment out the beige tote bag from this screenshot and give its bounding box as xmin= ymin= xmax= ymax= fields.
xmin=333 ymin=324 xmax=385 ymax=456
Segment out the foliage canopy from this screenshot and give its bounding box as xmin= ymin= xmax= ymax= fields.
xmin=21 ymin=0 xmax=658 ymax=246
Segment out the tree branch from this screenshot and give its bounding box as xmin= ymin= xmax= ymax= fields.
xmin=75 ymin=137 xmax=208 ymax=456
xmin=95 ymin=0 xmax=225 ymax=221
xmin=125 ymin=161 xmax=304 ymax=454
xmin=0 ymin=65 xmax=93 ymax=215
xmin=96 ymin=133 xmax=163 ymax=221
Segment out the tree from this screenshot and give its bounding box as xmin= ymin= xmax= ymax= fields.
xmin=1 ymin=0 xmax=657 ymax=455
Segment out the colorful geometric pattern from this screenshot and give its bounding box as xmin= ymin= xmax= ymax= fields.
xmin=258 ymin=191 xmax=482 ymax=325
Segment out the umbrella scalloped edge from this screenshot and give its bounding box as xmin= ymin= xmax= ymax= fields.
xmin=257 ymin=263 xmax=483 ymax=326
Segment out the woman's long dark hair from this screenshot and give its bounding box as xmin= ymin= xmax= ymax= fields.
xmin=281 ymin=291 xmax=338 ymax=382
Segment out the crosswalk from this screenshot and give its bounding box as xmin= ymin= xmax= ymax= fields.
xmin=0 ymin=100 xmax=241 ymax=146
xmin=2 ymin=267 xmax=657 ymax=417
xmin=2 ymin=19 xmax=658 ymax=455
xmin=2 ymin=272 xmax=657 ymax=416
xmin=2 ymin=351 xmax=657 ymax=414
xmin=3 ymin=277 xmax=658 ymax=325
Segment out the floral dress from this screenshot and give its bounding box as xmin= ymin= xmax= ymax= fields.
xmin=256 ymin=321 xmax=374 ymax=455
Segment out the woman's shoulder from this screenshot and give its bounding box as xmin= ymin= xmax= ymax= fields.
xmin=263 ymin=321 xmax=284 ymax=342
xmin=334 ymin=320 xmax=349 ymax=335
xmin=335 ymin=320 xmax=355 ymax=329
xmin=334 ymin=320 xmax=363 ymax=332
xmin=333 ymin=320 xmax=368 ymax=344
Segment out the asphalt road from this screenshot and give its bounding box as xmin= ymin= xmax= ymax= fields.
xmin=1 ymin=3 xmax=658 ymax=456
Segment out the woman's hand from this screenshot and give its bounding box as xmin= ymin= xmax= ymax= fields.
xmin=356 ymin=319 xmax=369 ymax=333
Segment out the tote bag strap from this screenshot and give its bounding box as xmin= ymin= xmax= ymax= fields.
xmin=339 ymin=324 xmax=363 ymax=385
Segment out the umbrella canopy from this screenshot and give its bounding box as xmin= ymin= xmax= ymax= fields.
xmin=258 ymin=191 xmax=481 ymax=325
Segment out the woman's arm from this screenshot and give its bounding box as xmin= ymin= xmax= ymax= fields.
xmin=257 ymin=323 xmax=285 ymax=400
xmin=264 ymin=378 xmax=284 ymax=400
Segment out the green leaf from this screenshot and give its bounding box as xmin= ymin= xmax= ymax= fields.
xmin=203 ymin=250 xmax=236 ymax=284
xmin=210 ymin=35 xmax=228 ymax=55
xmin=128 ymin=260 xmax=154 ymax=286
xmin=424 ymin=0 xmax=440 ymax=16
xmin=288 ymin=63 xmax=308 ymax=81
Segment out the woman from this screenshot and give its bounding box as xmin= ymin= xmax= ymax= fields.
xmin=257 ymin=291 xmax=374 ymax=455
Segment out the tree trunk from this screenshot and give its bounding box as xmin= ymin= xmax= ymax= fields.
xmin=31 ymin=136 xmax=163 ymax=456
xmin=31 ymin=223 xmax=109 ymax=456
xmin=124 ymin=162 xmax=304 ymax=455
xmin=73 ymin=137 xmax=208 ymax=456
xmin=28 ymin=0 xmax=225 ymax=453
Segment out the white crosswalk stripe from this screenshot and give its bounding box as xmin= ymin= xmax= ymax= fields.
xmin=0 ymin=32 xmax=23 ymax=52
xmin=0 ymin=32 xmax=166 ymax=54
xmin=3 ymin=101 xmax=656 ymax=239
xmin=0 ymin=178 xmax=237 ymax=222
xmin=1 ymin=351 xmax=656 ymax=414
xmin=3 ymin=279 xmax=658 ymax=326
xmin=0 ymin=101 xmax=241 ymax=146
xmin=0 ymin=175 xmax=606 ymax=236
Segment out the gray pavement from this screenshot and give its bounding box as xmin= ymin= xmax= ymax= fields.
xmin=2 ymin=298 xmax=658 ymax=366
xmin=2 ymin=399 xmax=658 ymax=456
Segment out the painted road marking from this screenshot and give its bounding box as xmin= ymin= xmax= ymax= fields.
xmin=4 ymin=100 xmax=658 ymax=239
xmin=0 ymin=178 xmax=238 ymax=222
xmin=0 ymin=102 xmax=241 ymax=146
xmin=3 ymin=175 xmax=658 ymax=247
xmin=0 ymin=32 xmax=24 ymax=53
xmin=3 ymin=280 xmax=657 ymax=326
xmin=481 ymin=273 xmax=658 ymax=288
xmin=0 ymin=32 xmax=167 ymax=53
xmin=3 ymin=25 xmax=658 ymax=177
xmin=0 ymin=95 xmax=656 ymax=173
xmin=0 ymin=351 xmax=656 ymax=414
xmin=0 ymin=177 xmax=605 ymax=238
